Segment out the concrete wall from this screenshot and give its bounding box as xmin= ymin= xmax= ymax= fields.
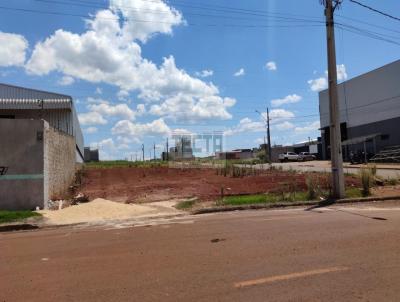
xmin=44 ymin=124 xmax=76 ymax=202
xmin=0 ymin=119 xmax=76 ymax=210
xmin=0 ymin=119 xmax=45 ymax=210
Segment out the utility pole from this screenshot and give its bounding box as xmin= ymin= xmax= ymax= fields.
xmin=153 ymin=143 xmax=156 ymax=161
xmin=142 ymin=144 xmax=145 ymax=162
xmin=166 ymin=138 xmax=169 ymax=161
xmin=266 ymin=107 xmax=272 ymax=163
xmin=323 ymin=0 xmax=345 ymax=198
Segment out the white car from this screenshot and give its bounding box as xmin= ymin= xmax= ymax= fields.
xmin=278 ymin=152 xmax=300 ymax=162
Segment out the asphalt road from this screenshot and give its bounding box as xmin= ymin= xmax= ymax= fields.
xmin=264 ymin=161 xmax=400 ymax=179
xmin=2 ymin=203 xmax=400 ymax=301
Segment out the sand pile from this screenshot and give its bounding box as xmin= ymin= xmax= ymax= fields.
xmin=39 ymin=198 xmax=180 ymax=225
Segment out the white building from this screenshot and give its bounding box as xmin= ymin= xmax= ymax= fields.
xmin=319 ymin=60 xmax=400 ymax=160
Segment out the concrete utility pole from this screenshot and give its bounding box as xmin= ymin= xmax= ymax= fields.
xmin=323 ymin=0 xmax=345 ymax=198
xmin=153 ymin=143 xmax=156 ymax=161
xmin=166 ymin=138 xmax=169 ymax=161
xmin=266 ymin=107 xmax=272 ymax=163
xmin=142 ymin=144 xmax=145 ymax=162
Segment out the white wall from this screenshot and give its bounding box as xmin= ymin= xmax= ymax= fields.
xmin=319 ymin=60 xmax=400 ymax=129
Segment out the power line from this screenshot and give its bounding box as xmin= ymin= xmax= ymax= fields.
xmin=349 ymin=0 xmax=400 ymax=22
xmin=0 ymin=5 xmax=324 ymax=29
xmin=33 ymin=0 xmax=324 ymax=25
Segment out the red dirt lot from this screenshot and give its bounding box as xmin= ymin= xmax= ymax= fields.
xmin=80 ymin=167 xmax=359 ymax=203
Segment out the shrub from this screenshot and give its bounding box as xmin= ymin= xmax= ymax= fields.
xmin=306 ymin=176 xmax=318 ymax=200
xmin=360 ymin=167 xmax=373 ymax=197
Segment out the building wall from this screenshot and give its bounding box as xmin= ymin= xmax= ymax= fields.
xmin=44 ymin=124 xmax=76 ymax=202
xmin=0 ymin=119 xmax=77 ymax=210
xmin=319 ymin=60 xmax=400 ymax=129
xmin=0 ymin=119 xmax=45 ymax=210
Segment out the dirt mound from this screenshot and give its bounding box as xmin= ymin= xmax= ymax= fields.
xmin=80 ymin=167 xmax=358 ymax=203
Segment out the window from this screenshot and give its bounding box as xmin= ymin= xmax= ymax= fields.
xmin=381 ymin=134 xmax=390 ymax=140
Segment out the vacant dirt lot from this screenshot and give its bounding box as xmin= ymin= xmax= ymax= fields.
xmin=80 ymin=167 xmax=359 ymax=203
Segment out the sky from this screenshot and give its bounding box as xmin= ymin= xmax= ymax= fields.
xmin=0 ymin=0 xmax=399 ymax=159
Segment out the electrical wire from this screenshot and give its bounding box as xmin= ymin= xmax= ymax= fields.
xmin=349 ymin=0 xmax=400 ymax=22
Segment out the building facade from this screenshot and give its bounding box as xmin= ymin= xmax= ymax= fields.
xmin=319 ymin=60 xmax=400 ymax=160
xmin=0 ymin=83 xmax=83 ymax=210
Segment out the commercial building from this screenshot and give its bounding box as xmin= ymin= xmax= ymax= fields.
xmin=168 ymin=137 xmax=194 ymax=160
xmin=215 ymin=149 xmax=254 ymax=160
xmin=0 ymin=83 xmax=83 ymax=210
xmin=319 ymin=60 xmax=400 ymax=161
xmin=84 ymin=147 xmax=99 ymax=162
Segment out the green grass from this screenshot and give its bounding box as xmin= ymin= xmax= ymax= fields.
xmin=345 ymin=187 xmax=363 ymax=198
xmin=221 ymin=187 xmax=366 ymax=206
xmin=0 ymin=211 xmax=42 ymax=224
xmin=175 ymin=199 xmax=197 ymax=210
xmin=221 ymin=192 xmax=310 ymax=206
xmin=86 ymin=160 xmax=168 ymax=169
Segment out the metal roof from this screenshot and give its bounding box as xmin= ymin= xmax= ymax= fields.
xmin=0 ymin=98 xmax=72 ymax=109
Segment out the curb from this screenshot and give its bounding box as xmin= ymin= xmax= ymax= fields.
xmin=191 ymin=195 xmax=400 ymax=215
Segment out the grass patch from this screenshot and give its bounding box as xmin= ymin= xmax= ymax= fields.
xmin=222 ymin=192 xmax=310 ymax=206
xmin=0 ymin=211 xmax=42 ymax=224
xmin=86 ymin=160 xmax=168 ymax=169
xmin=345 ymin=187 xmax=363 ymax=198
xmin=175 ymin=199 xmax=197 ymax=210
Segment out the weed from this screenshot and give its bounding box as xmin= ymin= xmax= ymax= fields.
xmin=360 ymin=167 xmax=373 ymax=197
xmin=387 ymin=178 xmax=399 ymax=186
xmin=175 ymin=199 xmax=196 ymax=210
xmin=0 ymin=211 xmax=42 ymax=224
xmin=306 ymin=176 xmax=318 ymax=200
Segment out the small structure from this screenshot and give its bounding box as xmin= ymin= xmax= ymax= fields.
xmin=169 ymin=137 xmax=194 ymax=160
xmin=84 ymin=147 xmax=99 ymax=162
xmin=0 ymin=83 xmax=83 ymax=210
xmin=215 ymin=149 xmax=254 ymax=160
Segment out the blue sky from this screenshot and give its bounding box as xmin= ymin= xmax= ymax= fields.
xmin=0 ymin=0 xmax=399 ymax=159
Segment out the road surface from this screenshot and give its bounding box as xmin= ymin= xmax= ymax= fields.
xmin=264 ymin=161 xmax=400 ymax=179
xmin=2 ymin=202 xmax=400 ymax=301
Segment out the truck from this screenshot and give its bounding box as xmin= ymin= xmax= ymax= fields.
xmin=298 ymin=152 xmax=316 ymax=161
xmin=278 ymin=152 xmax=300 ymax=162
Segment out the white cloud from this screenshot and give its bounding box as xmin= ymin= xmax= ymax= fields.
xmin=136 ymin=103 xmax=146 ymax=115
xmin=84 ymin=126 xmax=98 ymax=134
xmin=275 ymin=121 xmax=295 ymax=131
xmin=58 ymin=75 xmax=75 ymax=86
xmin=88 ymin=102 xmax=136 ymax=120
xmin=271 ymin=94 xmax=302 ymax=107
xmin=233 ymin=68 xmax=245 ymax=77
xmin=308 ymin=64 xmax=348 ymax=92
xmin=112 ymin=118 xmax=171 ymax=139
xmin=224 ymin=118 xmax=264 ymax=136
xmin=95 ymin=87 xmax=103 ymax=94
xmin=109 ymin=0 xmax=184 ymax=43
xmin=117 ymin=89 xmax=129 ymax=100
xmin=294 ymin=121 xmax=320 ymax=133
xmin=78 ymin=112 xmax=108 ymax=126
xmin=336 ymin=64 xmax=348 ymax=81
xmin=90 ymin=137 xmax=130 ymax=160
xmin=25 ymin=5 xmax=233 ymax=123
xmin=308 ymin=77 xmax=328 ymax=92
xmin=265 ymin=61 xmax=277 ymax=71
xmin=267 ymin=109 xmax=295 ymax=124
xmin=195 ymin=69 xmax=213 ymax=78
xmin=149 ymin=94 xmax=236 ymax=122
xmin=0 ymin=31 xmax=28 ymax=67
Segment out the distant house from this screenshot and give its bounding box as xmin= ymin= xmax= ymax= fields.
xmin=319 ymin=60 xmax=400 ymax=160
xmin=0 ymin=83 xmax=83 ymax=210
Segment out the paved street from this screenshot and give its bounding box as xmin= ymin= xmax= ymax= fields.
xmin=264 ymin=161 xmax=400 ymax=179
xmin=2 ymin=202 xmax=400 ymax=301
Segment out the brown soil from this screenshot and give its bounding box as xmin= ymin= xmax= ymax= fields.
xmin=80 ymin=167 xmax=360 ymax=203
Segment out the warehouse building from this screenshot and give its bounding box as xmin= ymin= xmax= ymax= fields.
xmin=319 ymin=60 xmax=400 ymax=161
xmin=0 ymin=83 xmax=83 ymax=210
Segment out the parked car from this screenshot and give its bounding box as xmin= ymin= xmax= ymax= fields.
xmin=299 ymin=152 xmax=316 ymax=161
xmin=278 ymin=152 xmax=300 ymax=162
